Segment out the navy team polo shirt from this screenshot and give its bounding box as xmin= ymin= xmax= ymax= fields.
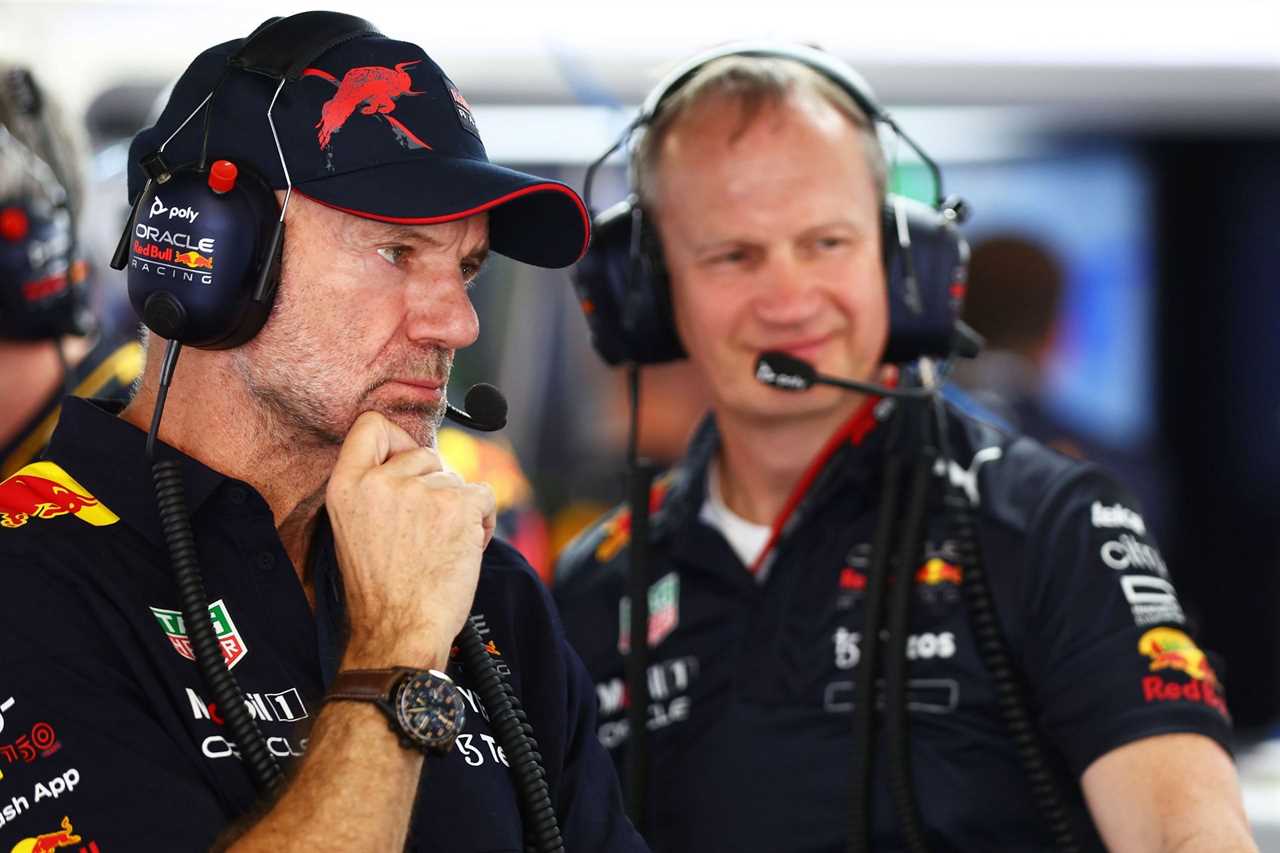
xmin=555 ymin=396 xmax=1233 ymax=853
xmin=0 ymin=398 xmax=645 ymax=852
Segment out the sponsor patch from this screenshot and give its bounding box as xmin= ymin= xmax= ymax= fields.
xmin=150 ymin=599 xmax=248 ymax=669
xmin=1137 ymin=627 xmax=1228 ymax=717
xmin=0 ymin=462 xmax=118 ymax=529
xmin=1091 ymin=501 xmax=1146 ymax=535
xmin=1100 ymin=533 xmax=1168 ymax=577
xmin=187 ymin=687 xmax=308 ymax=725
xmin=1120 ymin=575 xmax=1185 ymax=625
xmin=0 ymin=721 xmax=61 ymax=768
xmin=9 ymin=815 xmax=97 ymax=853
xmin=618 ymin=572 xmax=680 ymax=653
xmin=444 ymin=76 xmax=480 ymax=139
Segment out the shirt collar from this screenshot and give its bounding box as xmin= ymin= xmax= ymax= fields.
xmin=661 ymin=394 xmax=897 ymax=571
xmin=44 ymin=397 xmax=231 ymax=549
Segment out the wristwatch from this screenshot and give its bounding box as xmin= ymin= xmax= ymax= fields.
xmin=326 ymin=667 xmax=465 ymax=755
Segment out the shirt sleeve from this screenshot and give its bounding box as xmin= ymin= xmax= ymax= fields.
xmin=0 ymin=547 xmax=233 ymax=850
xmin=1013 ymin=466 xmax=1233 ymax=778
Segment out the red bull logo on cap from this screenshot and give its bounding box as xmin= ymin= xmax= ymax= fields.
xmin=0 ymin=462 xmax=118 ymax=530
xmin=303 ymin=61 xmax=430 ymax=152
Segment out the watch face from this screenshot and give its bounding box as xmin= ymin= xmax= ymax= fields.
xmin=395 ymin=670 xmax=466 ymax=754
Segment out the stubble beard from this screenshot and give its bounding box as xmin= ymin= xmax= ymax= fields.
xmin=233 ymin=347 xmax=452 ymax=449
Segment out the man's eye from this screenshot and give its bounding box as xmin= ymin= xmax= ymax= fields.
xmin=709 ymin=249 xmax=746 ymax=266
xmin=461 ymin=261 xmax=480 ymax=284
xmin=377 ymin=246 xmax=409 ymax=266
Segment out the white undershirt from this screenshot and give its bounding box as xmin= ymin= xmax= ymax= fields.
xmin=699 ymin=460 xmax=773 ymax=579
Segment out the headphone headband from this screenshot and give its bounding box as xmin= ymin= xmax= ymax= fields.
xmin=230 ymin=12 xmax=380 ymax=81
xmin=639 ymin=41 xmax=886 ymax=129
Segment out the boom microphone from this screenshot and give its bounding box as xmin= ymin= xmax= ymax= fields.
xmin=444 ymin=382 xmax=508 ymax=432
xmin=754 ymin=351 xmax=932 ymax=399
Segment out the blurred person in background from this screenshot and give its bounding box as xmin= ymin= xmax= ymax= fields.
xmin=952 ymin=233 xmax=1172 ymax=543
xmin=555 ymin=45 xmax=1253 ymax=852
xmin=549 ymin=360 xmax=709 ymax=562
xmin=0 ymin=64 xmax=143 ymax=477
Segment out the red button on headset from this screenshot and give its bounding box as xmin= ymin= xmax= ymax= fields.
xmin=208 ymin=160 xmax=238 ymax=194
xmin=0 ymin=207 xmax=29 ymax=241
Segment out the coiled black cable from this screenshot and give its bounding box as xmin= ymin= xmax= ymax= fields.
xmin=930 ymin=396 xmax=1079 ymax=853
xmin=882 ymin=419 xmax=937 ymax=853
xmin=153 ymin=458 xmax=284 ymax=795
xmin=455 ymin=618 xmax=563 ymax=853
xmin=148 ymin=340 xmax=284 ymax=797
xmin=848 ymin=412 xmax=906 ymax=853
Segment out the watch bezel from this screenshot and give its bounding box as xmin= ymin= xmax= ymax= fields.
xmin=391 ymin=668 xmax=465 ymax=755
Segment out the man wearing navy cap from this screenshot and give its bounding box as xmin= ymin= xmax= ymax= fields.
xmin=0 ymin=13 xmax=644 ymax=852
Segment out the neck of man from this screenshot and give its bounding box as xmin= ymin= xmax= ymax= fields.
xmin=712 ymin=392 xmax=868 ymax=527
xmin=0 ymin=336 xmax=92 ymax=449
xmin=120 ymin=347 xmax=336 ymax=592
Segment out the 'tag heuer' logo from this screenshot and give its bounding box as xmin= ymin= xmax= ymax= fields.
xmin=303 ymin=61 xmax=430 ymax=152
xmin=0 ymin=462 xmax=118 ymax=530
xmin=150 ymin=599 xmax=248 ymax=669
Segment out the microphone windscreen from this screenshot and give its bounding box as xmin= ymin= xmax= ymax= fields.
xmin=755 ymin=351 xmax=816 ymax=391
xmin=463 ymin=382 xmax=508 ymax=428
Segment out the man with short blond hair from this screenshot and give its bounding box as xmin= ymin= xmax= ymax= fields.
xmin=557 ymin=47 xmax=1254 ymax=852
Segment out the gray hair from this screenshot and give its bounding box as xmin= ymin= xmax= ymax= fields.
xmin=632 ymin=54 xmax=888 ymax=212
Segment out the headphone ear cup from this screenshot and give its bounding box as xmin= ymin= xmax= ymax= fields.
xmin=124 ymin=162 xmax=280 ymax=349
xmin=881 ymin=194 xmax=969 ymax=364
xmin=572 ymin=198 xmax=685 ymax=366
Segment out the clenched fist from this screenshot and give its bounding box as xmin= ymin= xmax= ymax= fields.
xmin=325 ymin=411 xmax=496 ymax=670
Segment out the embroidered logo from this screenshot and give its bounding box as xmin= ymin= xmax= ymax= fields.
xmin=303 ymin=61 xmax=430 ymax=153
xmin=149 ymin=599 xmax=248 ymax=670
xmin=0 ymin=462 xmax=118 ymax=529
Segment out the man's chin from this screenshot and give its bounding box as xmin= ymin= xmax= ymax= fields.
xmin=372 ymin=402 xmax=446 ymax=448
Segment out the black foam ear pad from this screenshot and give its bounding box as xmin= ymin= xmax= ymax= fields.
xmin=124 ymin=160 xmax=280 ymax=349
xmin=571 ymin=197 xmax=685 ymax=366
xmin=881 ymin=194 xmax=969 ymax=364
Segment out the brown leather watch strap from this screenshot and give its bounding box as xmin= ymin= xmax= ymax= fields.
xmin=327 ymin=668 xmax=410 ymax=702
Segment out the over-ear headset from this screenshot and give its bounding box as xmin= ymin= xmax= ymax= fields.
xmin=0 ymin=67 xmax=91 ymax=341
xmin=109 ymin=12 xmax=378 ymax=349
xmin=573 ymin=42 xmax=974 ymax=368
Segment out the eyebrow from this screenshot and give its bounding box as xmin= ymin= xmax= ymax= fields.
xmin=379 ymin=225 xmax=490 ymax=264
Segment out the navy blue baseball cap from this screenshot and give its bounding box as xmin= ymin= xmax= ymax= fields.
xmin=128 ymin=15 xmax=589 ymax=268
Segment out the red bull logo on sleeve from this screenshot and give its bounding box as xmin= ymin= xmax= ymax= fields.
xmin=303 ymin=61 xmax=430 ymax=152
xmin=149 ymin=599 xmax=248 ymax=669
xmin=9 ymin=815 xmax=98 ymax=853
xmin=1138 ymin=627 xmax=1229 ymax=718
xmin=0 ymin=463 xmax=118 ymax=530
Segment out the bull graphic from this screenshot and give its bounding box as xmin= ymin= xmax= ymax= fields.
xmin=303 ymin=61 xmax=431 ymax=152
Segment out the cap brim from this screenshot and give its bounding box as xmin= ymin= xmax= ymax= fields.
xmin=295 ymin=156 xmax=589 ymax=269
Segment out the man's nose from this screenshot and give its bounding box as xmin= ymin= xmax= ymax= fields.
xmin=752 ymin=253 xmax=822 ymax=325
xmin=402 ymin=269 xmax=479 ymax=350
